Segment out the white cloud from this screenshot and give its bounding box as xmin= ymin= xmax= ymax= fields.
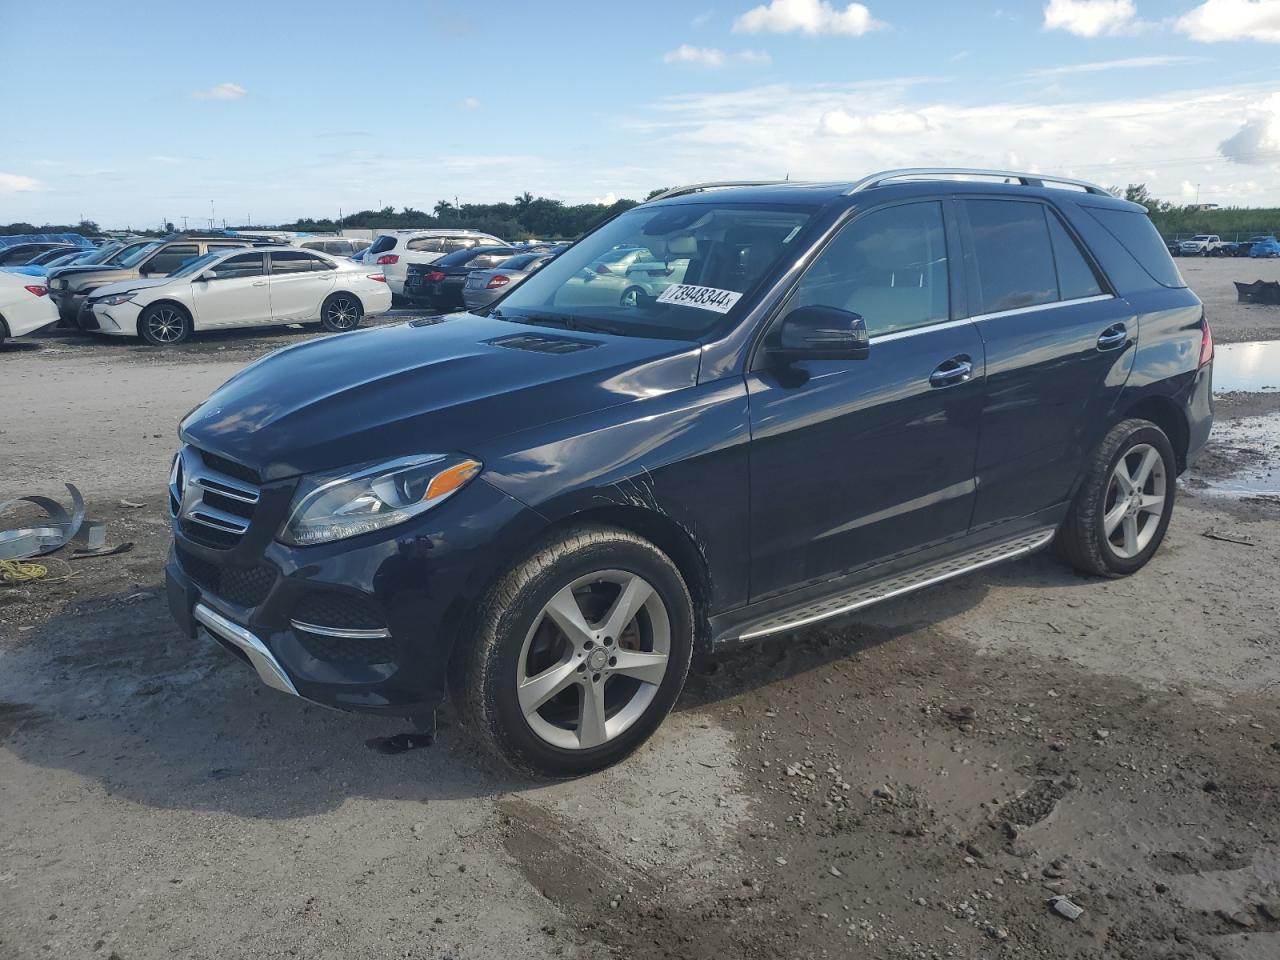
xmin=593 ymin=191 xmax=619 ymax=205
xmin=1042 ymin=0 xmax=1136 ymax=37
xmin=819 ymin=109 xmax=931 ymax=135
xmin=460 ymin=97 xmax=481 ymax=109
xmin=1029 ymin=55 xmax=1200 ymax=77
xmin=734 ymin=0 xmax=883 ymax=36
xmin=691 ymin=9 xmax=714 ymax=27
xmin=1219 ymin=91 xmax=1280 ymax=162
xmin=663 ymin=45 xmax=773 ymax=67
xmin=1176 ymin=0 xmax=1280 ymax=42
xmin=664 ymin=44 xmax=727 ymax=67
xmin=0 ymin=172 xmax=40 ymax=193
xmin=192 ymin=82 xmax=246 ymax=101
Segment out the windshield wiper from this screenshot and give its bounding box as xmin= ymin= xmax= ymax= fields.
xmin=502 ymin=312 xmax=622 ymax=336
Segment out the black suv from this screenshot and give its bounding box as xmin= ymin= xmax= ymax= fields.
xmin=48 ymin=234 xmax=269 ymax=326
xmin=166 ymin=168 xmax=1213 ymax=777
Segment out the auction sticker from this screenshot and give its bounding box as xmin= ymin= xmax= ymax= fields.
xmin=656 ymin=284 xmax=742 ymax=314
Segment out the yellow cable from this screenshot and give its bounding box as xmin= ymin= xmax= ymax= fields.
xmin=0 ymin=557 xmax=75 ymax=584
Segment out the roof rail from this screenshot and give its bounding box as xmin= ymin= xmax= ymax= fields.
xmin=845 ymin=167 xmax=1108 ymax=196
xmin=644 ymin=180 xmax=794 ymax=203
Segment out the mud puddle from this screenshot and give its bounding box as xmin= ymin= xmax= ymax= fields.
xmin=1186 ymin=411 xmax=1280 ymax=501
xmin=1215 ymin=341 xmax=1280 ymax=393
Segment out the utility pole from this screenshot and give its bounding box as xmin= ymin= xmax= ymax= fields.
xmin=181 ymin=216 xmax=188 ymax=231
xmin=210 ymin=200 xmax=215 ymax=230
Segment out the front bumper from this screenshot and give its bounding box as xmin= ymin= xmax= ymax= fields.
xmin=165 ymin=468 xmax=545 ymax=716
xmin=51 ymin=290 xmax=86 ymax=324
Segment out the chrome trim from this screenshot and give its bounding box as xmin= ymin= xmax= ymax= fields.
xmin=194 ymin=603 xmax=299 ymax=696
xmin=867 ymin=295 xmax=1116 ymax=346
xmin=738 ymin=528 xmax=1056 ymax=641
xmin=186 ymin=505 xmax=251 ymax=534
xmin=844 ymin=167 xmax=1108 ymax=196
xmin=175 ymin=446 xmax=261 ymax=542
xmin=644 ymin=180 xmax=794 ymax=203
xmin=290 ymin=620 xmax=392 ymax=640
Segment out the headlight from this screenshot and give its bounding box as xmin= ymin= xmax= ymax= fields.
xmin=99 ymin=293 xmax=135 ymax=305
xmin=279 ymin=454 xmax=482 ymax=546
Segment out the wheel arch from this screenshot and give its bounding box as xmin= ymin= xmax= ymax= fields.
xmin=135 ymin=298 xmax=193 ymax=334
xmin=0 ymin=312 xmax=10 ymax=341
xmin=1117 ymin=394 xmax=1190 ymax=473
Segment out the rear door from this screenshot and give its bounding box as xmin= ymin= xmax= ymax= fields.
xmin=746 ymin=199 xmax=986 ymax=599
xmin=960 ymin=197 xmax=1135 ymax=527
xmin=190 ymin=252 xmax=270 ymax=327
xmin=267 ymin=250 xmax=337 ymax=320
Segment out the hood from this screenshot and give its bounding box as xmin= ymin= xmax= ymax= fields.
xmin=90 ymin=276 xmax=178 ymax=298
xmin=180 ymin=314 xmax=701 ymax=481
xmin=60 ymin=265 xmax=139 ymax=291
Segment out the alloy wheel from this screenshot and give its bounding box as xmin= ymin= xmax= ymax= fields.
xmin=1103 ymin=442 xmax=1167 ymax=559
xmin=516 ymin=570 xmax=671 ymax=751
xmin=147 ymin=307 xmax=186 ymax=343
xmin=326 ymin=296 xmax=360 ymax=329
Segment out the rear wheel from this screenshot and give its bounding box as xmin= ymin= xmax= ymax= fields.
xmin=321 ymin=292 xmax=363 ymax=332
xmin=452 ymin=525 xmax=694 ymax=778
xmin=619 ymin=285 xmax=645 ymax=307
xmin=138 ymin=303 xmax=191 ymax=346
xmin=1056 ymin=419 xmax=1176 ymax=576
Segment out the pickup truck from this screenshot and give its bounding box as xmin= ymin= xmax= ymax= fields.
xmin=1178 ymin=235 xmax=1222 ymax=256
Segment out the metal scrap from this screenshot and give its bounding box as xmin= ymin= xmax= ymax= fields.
xmin=1234 ymin=280 xmax=1280 ymax=305
xmin=0 ymin=484 xmax=89 ymax=561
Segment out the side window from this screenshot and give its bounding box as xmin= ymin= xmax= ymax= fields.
xmin=143 ymin=243 xmax=199 ymax=275
xmin=301 ymin=240 xmax=324 ymax=251
xmin=1082 ymin=206 xmax=1185 ymax=288
xmin=1045 ymin=211 xmax=1104 ymax=300
xmin=963 ymin=200 xmax=1058 ymax=314
xmin=213 ymin=253 xmax=266 ymax=279
xmin=443 ymin=238 xmax=477 ymax=254
xmin=787 ymin=201 xmax=949 ymax=337
xmin=270 ymin=251 xmax=323 ymax=274
xmin=406 ymin=237 xmax=445 ymax=252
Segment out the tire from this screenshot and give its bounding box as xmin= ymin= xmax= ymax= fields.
xmin=619 ymin=285 xmax=645 ymax=307
xmin=137 ymin=302 xmax=192 ymax=346
xmin=1055 ymin=419 xmax=1176 ymax=577
xmin=321 ymin=292 xmax=363 ymax=332
xmin=451 ymin=525 xmax=695 ymax=778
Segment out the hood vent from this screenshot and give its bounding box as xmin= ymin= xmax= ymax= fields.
xmin=487 ymin=333 xmax=599 ymax=355
xmin=409 ymin=315 xmax=456 ymax=327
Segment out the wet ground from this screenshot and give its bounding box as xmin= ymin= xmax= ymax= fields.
xmin=3 ymin=271 xmax=1280 ymax=959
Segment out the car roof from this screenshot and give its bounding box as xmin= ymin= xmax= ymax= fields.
xmin=382 ymin=228 xmax=499 ymax=237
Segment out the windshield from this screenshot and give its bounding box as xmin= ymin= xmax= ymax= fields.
xmin=119 ymin=242 xmax=162 ymax=267
xmin=498 ymin=253 xmax=542 ymax=270
xmin=491 ymin=203 xmax=813 ymax=340
xmin=81 ymin=243 xmax=121 ymax=264
xmin=170 ymin=252 xmax=221 ymax=278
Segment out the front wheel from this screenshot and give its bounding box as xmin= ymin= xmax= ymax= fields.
xmin=1056 ymin=419 xmax=1176 ymax=577
xmin=321 ymin=292 xmax=363 ymax=332
xmin=138 ymin=303 xmax=191 ymax=346
xmin=452 ymin=525 xmax=695 ymax=778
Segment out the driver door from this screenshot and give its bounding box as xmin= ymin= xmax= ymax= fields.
xmin=745 ymin=199 xmax=986 ymax=600
xmin=189 ymin=252 xmax=271 ymax=327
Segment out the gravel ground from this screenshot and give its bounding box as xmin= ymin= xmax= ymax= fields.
xmin=2 ymin=284 xmax=1280 ymax=959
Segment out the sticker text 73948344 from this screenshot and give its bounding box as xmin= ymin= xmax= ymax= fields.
xmin=655 ymin=284 xmax=743 ymax=314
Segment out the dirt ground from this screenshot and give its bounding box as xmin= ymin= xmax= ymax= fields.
xmin=3 ymin=276 xmax=1280 ymax=959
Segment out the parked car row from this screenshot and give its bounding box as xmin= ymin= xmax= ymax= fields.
xmin=1165 ymin=233 xmax=1280 ymax=257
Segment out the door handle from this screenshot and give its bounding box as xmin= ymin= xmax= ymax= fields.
xmin=929 ymin=355 xmax=973 ymax=388
xmin=252 ymin=281 xmax=268 ymax=287
xmin=1096 ymin=324 xmax=1128 ymax=350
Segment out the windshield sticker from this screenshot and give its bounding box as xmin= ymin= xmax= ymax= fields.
xmin=656 ymin=284 xmax=743 ymax=314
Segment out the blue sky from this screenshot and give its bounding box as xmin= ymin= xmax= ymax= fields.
xmin=3 ymin=0 xmax=1280 ymax=227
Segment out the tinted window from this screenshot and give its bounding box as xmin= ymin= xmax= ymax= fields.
xmin=406 ymin=237 xmax=445 ymax=252
xmin=497 ymin=254 xmax=541 ymax=270
xmin=1046 ymin=211 xmax=1104 ymax=300
xmin=964 ymin=200 xmax=1058 ymax=314
xmin=788 ymin=201 xmax=949 ymax=337
xmin=271 ymin=251 xmax=325 ymax=274
xmin=438 ymin=246 xmax=512 ymax=268
xmin=301 ymin=240 xmax=325 ymax=250
xmin=324 ymin=240 xmax=354 ymax=255
xmin=214 ymin=252 xmax=266 ymax=279
xmin=368 ymin=235 xmax=396 ymax=255
xmin=144 ymin=243 xmax=199 ymax=275
xmin=1084 ymin=206 xmax=1186 ymax=288
xmin=442 ymin=238 xmax=479 ymax=254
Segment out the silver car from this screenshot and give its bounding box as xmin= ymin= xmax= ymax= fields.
xmin=461 ymin=251 xmax=560 ymax=312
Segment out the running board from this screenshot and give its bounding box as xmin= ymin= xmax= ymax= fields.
xmin=733 ymin=528 xmax=1057 ymax=642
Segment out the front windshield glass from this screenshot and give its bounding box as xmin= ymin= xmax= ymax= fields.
xmin=170 ymin=252 xmax=221 ymax=278
xmin=492 ymin=203 xmax=812 ymax=340
xmin=119 ymin=242 xmax=161 ymax=267
xmin=80 ymin=244 xmax=119 ymax=264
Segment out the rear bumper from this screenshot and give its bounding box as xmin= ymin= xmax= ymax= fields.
xmin=1184 ymin=362 xmax=1213 ymax=468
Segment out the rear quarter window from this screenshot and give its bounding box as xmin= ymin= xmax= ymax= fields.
xmin=1083 ymin=207 xmax=1186 ymax=289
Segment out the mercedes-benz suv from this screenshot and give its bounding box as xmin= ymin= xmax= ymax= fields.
xmin=166 ymin=168 xmax=1213 ymax=778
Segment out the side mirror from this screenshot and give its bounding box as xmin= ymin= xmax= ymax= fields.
xmin=771 ymin=305 xmax=870 ymax=362
xmin=200 ymin=270 xmax=218 ymax=281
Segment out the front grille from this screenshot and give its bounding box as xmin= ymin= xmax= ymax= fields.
xmin=176 ymin=546 xmax=276 ymax=608
xmin=293 ymin=590 xmax=384 ymax=630
xmin=171 ymin=446 xmax=262 ymax=549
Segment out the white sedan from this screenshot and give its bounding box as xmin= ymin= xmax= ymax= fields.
xmin=82 ymin=246 xmax=392 ymax=346
xmin=0 ymin=271 xmax=59 ymax=344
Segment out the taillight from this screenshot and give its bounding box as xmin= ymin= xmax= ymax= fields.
xmin=595 ymin=264 xmax=611 ymax=274
xmin=1199 ymin=315 xmax=1213 ymax=368
xmin=23 ymin=284 xmax=48 ymax=297
xmin=368 ymin=273 xmax=386 ymax=283
xmin=425 ymin=270 xmax=446 ymax=282
xmin=376 ymin=254 xmax=399 ymax=265
xmin=486 ymin=274 xmax=510 ymax=289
